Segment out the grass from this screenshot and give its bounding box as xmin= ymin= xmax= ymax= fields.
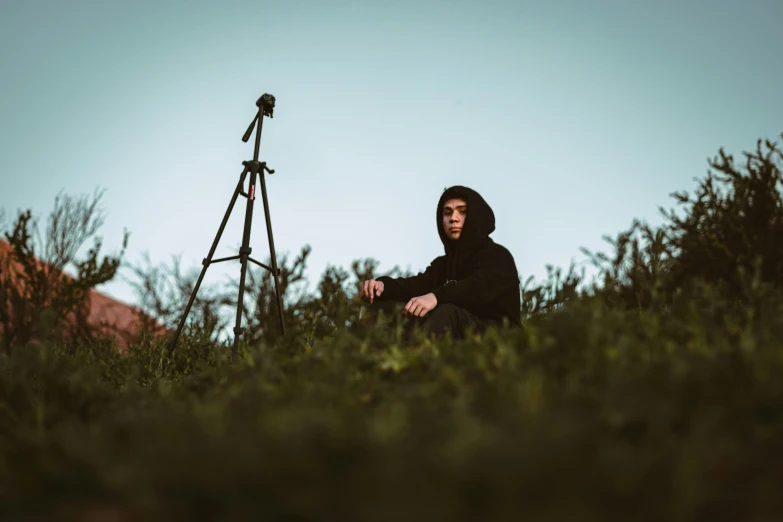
xmin=2 ymin=284 xmax=783 ymax=522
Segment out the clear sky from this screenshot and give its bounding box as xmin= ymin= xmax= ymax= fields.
xmin=1 ymin=0 xmax=782 ymax=310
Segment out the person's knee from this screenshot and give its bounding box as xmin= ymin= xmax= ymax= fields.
xmin=429 ymin=304 xmax=458 ymax=317
xmin=421 ymin=304 xmax=459 ymax=335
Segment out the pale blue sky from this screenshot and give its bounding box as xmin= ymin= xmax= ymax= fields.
xmin=1 ymin=0 xmax=782 ymax=309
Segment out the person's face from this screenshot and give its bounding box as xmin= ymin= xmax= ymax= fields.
xmin=442 ymin=198 xmax=467 ymax=241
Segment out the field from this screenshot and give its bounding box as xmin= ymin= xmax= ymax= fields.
xmin=2 ymin=283 xmax=783 ymax=521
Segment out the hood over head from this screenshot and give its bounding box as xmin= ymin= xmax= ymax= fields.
xmin=437 ymin=186 xmax=495 ymax=278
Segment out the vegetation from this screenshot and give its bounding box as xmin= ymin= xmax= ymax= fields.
xmin=0 ymin=189 xmax=129 ymax=353
xmin=0 ymin=134 xmax=781 ymax=521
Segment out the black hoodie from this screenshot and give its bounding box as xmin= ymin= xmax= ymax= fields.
xmin=376 ymin=186 xmax=521 ymax=327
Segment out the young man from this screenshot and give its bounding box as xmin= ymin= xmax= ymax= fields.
xmin=359 ymin=185 xmax=521 ymax=341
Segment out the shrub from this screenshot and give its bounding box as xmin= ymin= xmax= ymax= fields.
xmin=0 ymin=189 xmax=129 ymax=353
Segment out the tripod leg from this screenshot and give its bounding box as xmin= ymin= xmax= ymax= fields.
xmin=232 ymin=167 xmax=259 ymax=359
xmin=258 ymin=166 xmax=286 ymax=337
xmin=168 ymin=166 xmax=249 ymax=355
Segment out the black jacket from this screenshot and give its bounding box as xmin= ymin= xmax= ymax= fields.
xmin=376 ymin=186 xmax=521 ymax=327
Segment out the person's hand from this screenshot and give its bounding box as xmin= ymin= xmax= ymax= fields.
xmin=403 ymin=293 xmax=438 ymax=317
xmin=360 ymin=279 xmax=384 ymax=303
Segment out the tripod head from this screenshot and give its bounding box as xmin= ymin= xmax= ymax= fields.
xmin=242 ymin=93 xmax=276 ymax=144
xmin=257 ymin=93 xmax=275 ymax=118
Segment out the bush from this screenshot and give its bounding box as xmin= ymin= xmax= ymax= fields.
xmin=581 ymin=134 xmax=783 ymax=311
xmin=0 ymin=189 xmax=129 ymax=353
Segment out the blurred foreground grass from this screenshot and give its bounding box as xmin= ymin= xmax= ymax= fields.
xmin=2 ymin=283 xmax=783 ymax=522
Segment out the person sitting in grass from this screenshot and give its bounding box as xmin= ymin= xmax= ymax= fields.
xmin=359 ymin=185 xmax=521 ymax=342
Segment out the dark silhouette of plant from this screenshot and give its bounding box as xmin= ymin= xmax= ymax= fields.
xmin=579 ymin=218 xmax=674 ymax=311
xmin=580 ymin=133 xmax=783 ymax=312
xmin=519 ymin=263 xmax=584 ymax=320
xmin=0 ymin=189 xmax=128 ymax=352
xmin=237 ymin=245 xmax=313 ymax=347
xmin=124 ymin=251 xmax=232 ymax=344
xmin=666 ymin=135 xmax=783 ymax=297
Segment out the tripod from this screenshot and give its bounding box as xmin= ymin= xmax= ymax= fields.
xmin=168 ymin=93 xmax=286 ymax=358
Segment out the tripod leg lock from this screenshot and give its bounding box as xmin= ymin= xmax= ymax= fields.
xmin=233 ymin=327 xmax=245 ymax=336
xmin=239 ymin=246 xmax=252 ymax=256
